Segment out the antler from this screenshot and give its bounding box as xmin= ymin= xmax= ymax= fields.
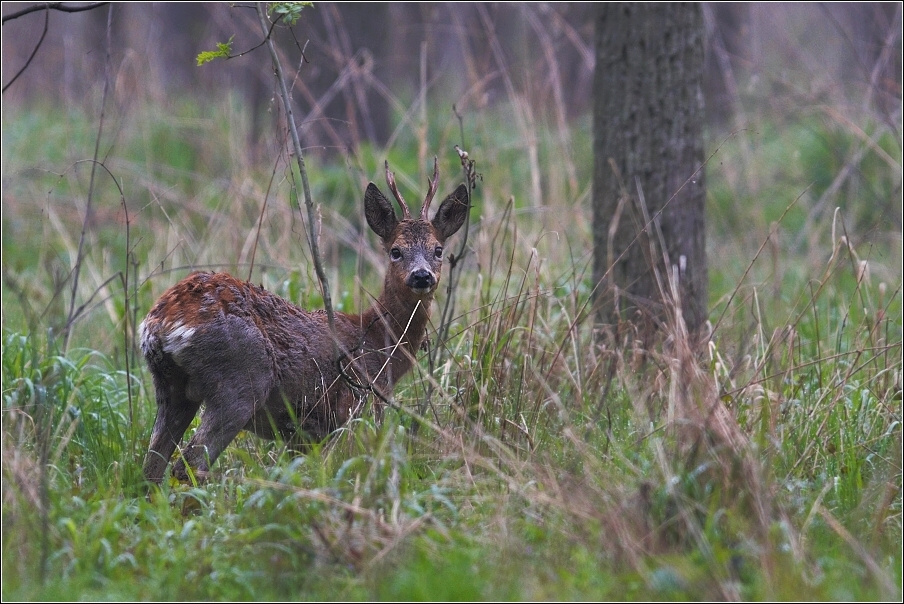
xmin=384 ymin=161 xmax=411 ymax=220
xmin=420 ymin=156 xmax=440 ymax=220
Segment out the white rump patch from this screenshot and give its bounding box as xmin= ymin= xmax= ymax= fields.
xmin=138 ymin=320 xmax=153 ymax=355
xmin=161 ymin=321 xmax=196 ymax=355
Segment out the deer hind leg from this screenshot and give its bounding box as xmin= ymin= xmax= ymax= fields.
xmin=171 ymin=372 xmax=271 ymax=483
xmin=164 ymin=315 xmax=275 ymax=483
xmin=143 ymin=374 xmax=202 ymax=484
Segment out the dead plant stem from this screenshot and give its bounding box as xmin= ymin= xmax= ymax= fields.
xmin=255 ymin=4 xmax=335 ymax=336
xmin=64 ymin=4 xmax=114 ymax=350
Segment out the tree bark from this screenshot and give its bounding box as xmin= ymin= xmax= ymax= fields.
xmin=592 ymin=3 xmax=707 ymax=336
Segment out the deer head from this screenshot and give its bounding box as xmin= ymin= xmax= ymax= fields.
xmin=364 ymin=158 xmax=469 ymax=303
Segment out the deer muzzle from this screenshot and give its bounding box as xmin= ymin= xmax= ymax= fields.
xmin=407 ymin=268 xmax=436 ymax=294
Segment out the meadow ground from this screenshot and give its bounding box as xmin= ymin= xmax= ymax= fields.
xmin=2 ymin=88 xmax=901 ymax=599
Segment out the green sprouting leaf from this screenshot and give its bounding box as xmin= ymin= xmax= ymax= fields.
xmin=196 ymin=36 xmax=235 ymax=66
xmin=268 ymin=2 xmax=313 ymax=26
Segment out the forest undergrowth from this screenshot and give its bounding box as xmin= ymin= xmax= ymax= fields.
xmin=2 ymin=65 xmax=901 ymax=601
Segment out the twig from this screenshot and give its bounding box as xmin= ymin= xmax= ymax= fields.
xmin=255 ymin=3 xmax=335 ymax=335
xmin=120 ymin=183 xmax=134 ymax=431
xmin=1 ymin=2 xmax=108 ymax=24
xmin=63 ymin=4 xmax=113 ymax=350
xmin=2 ymin=4 xmax=49 ymax=93
xmin=247 ymin=152 xmax=282 ymax=281
xmin=415 ymin=139 xmax=477 ymax=438
xmin=221 ymin=13 xmax=289 ymax=61
xmin=60 ymin=159 xmax=125 ymax=338
xmin=430 ymin=140 xmax=475 ymax=365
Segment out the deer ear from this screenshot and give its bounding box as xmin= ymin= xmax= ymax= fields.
xmin=364 ymin=183 xmax=398 ymax=241
xmin=431 ymin=184 xmax=469 ymax=241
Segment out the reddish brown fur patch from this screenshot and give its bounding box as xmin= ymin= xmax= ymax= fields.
xmin=145 ymin=272 xmax=251 ymax=332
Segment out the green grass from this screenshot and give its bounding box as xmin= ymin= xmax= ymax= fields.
xmin=2 ymin=91 xmax=901 ymax=601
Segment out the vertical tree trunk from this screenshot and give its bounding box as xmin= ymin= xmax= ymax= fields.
xmin=592 ymin=3 xmax=707 ymax=336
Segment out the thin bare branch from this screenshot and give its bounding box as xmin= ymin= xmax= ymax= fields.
xmin=1 ymin=2 xmax=108 ymax=24
xmin=255 ymin=3 xmax=335 ymax=334
xmin=247 ymin=151 xmax=283 ymax=282
xmin=2 ymin=5 xmax=48 ymax=93
xmin=64 ymin=4 xmax=113 ymax=349
xmin=223 ymin=12 xmax=287 ymax=60
xmin=430 ymin=143 xmax=477 ymax=371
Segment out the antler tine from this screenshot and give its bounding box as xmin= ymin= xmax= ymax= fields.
xmin=420 ymin=156 xmax=440 ymax=220
xmin=384 ymin=161 xmax=411 ymax=220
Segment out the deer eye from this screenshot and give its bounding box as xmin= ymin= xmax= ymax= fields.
xmin=390 ymin=248 xmax=403 ymax=260
xmin=434 ymin=246 xmax=443 ymax=259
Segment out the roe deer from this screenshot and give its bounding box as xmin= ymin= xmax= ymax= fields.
xmin=140 ymin=160 xmax=468 ymax=483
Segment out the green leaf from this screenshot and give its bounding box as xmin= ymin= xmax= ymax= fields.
xmin=268 ymin=2 xmax=313 ymax=26
xmin=196 ymin=36 xmax=235 ymax=66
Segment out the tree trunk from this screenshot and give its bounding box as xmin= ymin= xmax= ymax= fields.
xmin=592 ymin=3 xmax=707 ymax=337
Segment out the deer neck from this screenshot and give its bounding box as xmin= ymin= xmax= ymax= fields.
xmin=361 ymin=285 xmax=433 ymax=354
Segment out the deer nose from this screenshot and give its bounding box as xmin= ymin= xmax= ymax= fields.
xmin=407 ymin=269 xmax=436 ymax=292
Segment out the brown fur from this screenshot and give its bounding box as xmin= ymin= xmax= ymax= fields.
xmin=140 ymin=172 xmax=469 ymax=483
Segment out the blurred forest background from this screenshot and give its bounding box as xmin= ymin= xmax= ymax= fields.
xmin=2 ymin=3 xmax=902 ymax=600
xmin=2 ymin=3 xmax=900 ymax=146
xmin=2 ymin=2 xmax=900 ymax=337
